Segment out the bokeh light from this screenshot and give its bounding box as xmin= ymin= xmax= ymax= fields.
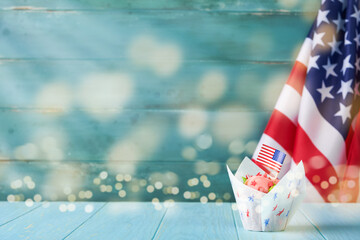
xmin=0 ymin=0 xmax=335 ymax=206
xmin=181 ymin=146 xmax=197 ymax=160
xmin=195 ymin=134 xmax=213 ymax=150
xmin=212 ymin=109 xmax=256 ymax=144
xmin=32 ymin=127 xmax=67 ymax=161
xmin=261 ymin=72 xmax=289 ymax=110
xmin=128 ymin=35 xmax=182 ymax=77
xmin=35 ymin=82 xmax=73 ymax=112
xmin=278 ymin=0 xmax=299 ymax=8
xmin=14 ymin=143 xmax=38 ymax=160
xmin=228 ymin=139 xmax=245 ymax=155
xmin=197 ymin=70 xmax=227 ymax=103
xmin=77 ymin=72 xmax=133 ymax=120
xmin=179 ymin=109 xmax=207 ymax=138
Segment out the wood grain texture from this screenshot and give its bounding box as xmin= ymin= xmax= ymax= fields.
xmin=0 ymin=202 xmax=105 ymax=240
xmin=0 ymin=60 xmax=289 ymax=165
xmin=0 ymin=60 xmax=291 ymax=110
xmin=0 ymin=11 xmax=312 ymax=61
xmin=0 ymin=0 xmax=320 ymax=12
xmin=0 ymin=202 xmax=357 ymax=239
xmin=0 ymin=109 xmax=269 ymax=162
xmin=0 ymin=202 xmax=40 ymax=227
xmin=0 ymin=161 xmax=234 ymax=202
xmin=153 ymin=202 xmax=238 ymax=240
xmin=0 ymin=0 xmax=318 ymax=202
xmin=232 ymin=205 xmax=324 ymax=239
xmin=301 ymin=203 xmax=360 ymax=240
xmin=65 ymin=202 xmax=166 ymax=240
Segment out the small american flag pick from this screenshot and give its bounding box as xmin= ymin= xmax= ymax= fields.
xmin=254 ymin=144 xmax=286 ymax=178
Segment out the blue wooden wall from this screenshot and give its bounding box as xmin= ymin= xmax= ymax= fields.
xmin=0 ymin=0 xmax=319 ymax=203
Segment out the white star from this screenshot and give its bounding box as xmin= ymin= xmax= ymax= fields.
xmin=307 ymin=55 xmax=320 ymax=73
xmin=312 ymin=32 xmax=326 ymax=49
xmin=322 ymin=58 xmax=338 ymax=78
xmin=317 ymin=81 xmax=334 ymax=102
xmin=351 ymin=5 xmax=360 ymax=23
xmin=317 ymin=10 xmax=330 ymax=27
xmin=345 ymin=32 xmax=352 ymax=45
xmin=332 ymin=13 xmax=345 ymax=33
xmin=355 ymin=81 xmax=360 ymax=96
xmin=334 ymin=102 xmax=352 ymax=124
xmin=337 ymin=79 xmax=354 ymax=99
xmin=328 ymin=35 xmax=342 ymax=55
xmin=341 ymin=55 xmax=354 ymax=74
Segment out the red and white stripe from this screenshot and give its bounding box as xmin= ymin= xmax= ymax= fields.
xmin=252 ymin=37 xmax=360 ymax=202
xmin=255 ymin=144 xmax=282 ymax=173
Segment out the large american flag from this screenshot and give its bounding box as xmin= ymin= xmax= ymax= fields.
xmin=252 ymin=0 xmax=360 ymax=202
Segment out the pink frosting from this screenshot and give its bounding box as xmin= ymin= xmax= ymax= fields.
xmin=245 ymin=173 xmax=279 ymax=193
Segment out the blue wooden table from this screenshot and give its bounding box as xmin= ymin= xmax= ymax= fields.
xmin=0 ymin=202 xmax=358 ymax=239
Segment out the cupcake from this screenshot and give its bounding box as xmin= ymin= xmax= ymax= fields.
xmin=227 ymin=157 xmax=306 ymax=232
xmin=243 ymin=172 xmax=279 ymax=193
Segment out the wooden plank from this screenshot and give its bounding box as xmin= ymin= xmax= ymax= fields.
xmin=65 ymin=202 xmax=166 ymax=239
xmin=0 ymin=0 xmax=320 ymax=12
xmin=0 ymin=11 xmax=312 ymax=61
xmin=0 ymin=61 xmax=282 ymax=163
xmin=0 ymin=161 xmax=235 ymax=202
xmin=232 ymin=204 xmax=324 ymax=239
xmin=301 ymin=203 xmax=360 ymax=240
xmin=0 ymin=60 xmax=291 ymax=110
xmin=154 ymin=202 xmax=238 ymax=240
xmin=0 ymin=109 xmax=269 ymax=162
xmin=0 ymin=202 xmax=105 ymax=240
xmin=0 ymin=202 xmax=40 ymax=226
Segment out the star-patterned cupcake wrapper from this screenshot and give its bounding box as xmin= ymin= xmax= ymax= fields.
xmin=227 ymin=157 xmax=306 ymax=232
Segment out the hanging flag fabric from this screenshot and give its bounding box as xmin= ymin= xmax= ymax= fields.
xmin=254 ymin=144 xmax=286 ymax=177
xmin=252 ymin=0 xmax=360 ymax=202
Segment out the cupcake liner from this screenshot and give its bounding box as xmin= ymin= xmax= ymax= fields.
xmin=227 ymin=157 xmax=306 ymax=232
